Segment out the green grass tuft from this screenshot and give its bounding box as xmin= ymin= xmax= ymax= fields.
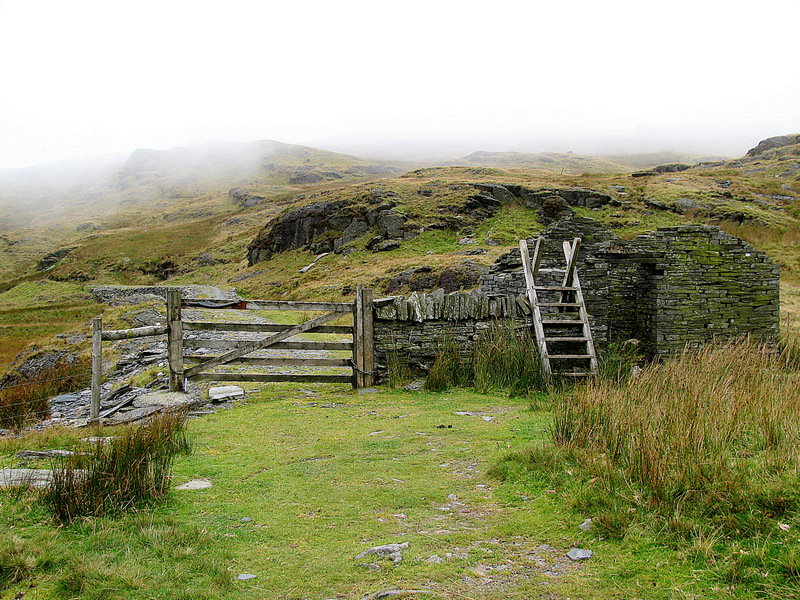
xmin=40 ymin=411 xmax=192 ymax=523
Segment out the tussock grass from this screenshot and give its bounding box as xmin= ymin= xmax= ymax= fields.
xmin=426 ymin=321 xmax=547 ymax=395
xmin=472 ymin=321 xmax=547 ymax=395
xmin=425 ymin=333 xmax=472 ymax=391
xmin=41 ymin=411 xmax=191 ymax=523
xmin=495 ymin=338 xmax=800 ymax=596
xmin=554 ymin=338 xmax=800 ymax=504
xmin=0 ymin=358 xmax=90 ymax=429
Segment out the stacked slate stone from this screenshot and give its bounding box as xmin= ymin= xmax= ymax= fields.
xmin=477 ymin=216 xmax=779 ymax=357
xmin=634 ymin=225 xmax=780 ymax=355
xmin=372 ymin=289 xmax=530 ymax=383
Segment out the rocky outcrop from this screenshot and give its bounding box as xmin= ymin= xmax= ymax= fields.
xmin=247 ymin=198 xmax=418 ymax=265
xmin=632 ymin=163 xmax=693 ymax=177
xmin=247 ymin=200 xmax=361 ymax=264
xmin=746 ymin=134 xmax=800 ymax=157
xmin=229 ymin=188 xmax=266 ymax=207
xmin=470 ymin=184 xmax=610 ymax=219
xmin=288 ymin=166 xmax=345 ymax=185
xmin=36 ymin=248 xmax=74 ymax=271
xmin=386 ymin=260 xmax=487 ymax=294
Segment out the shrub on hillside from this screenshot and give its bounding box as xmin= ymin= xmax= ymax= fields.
xmin=0 ymin=359 xmax=90 ymax=429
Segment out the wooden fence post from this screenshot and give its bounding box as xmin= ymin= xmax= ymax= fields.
xmin=166 ymin=289 xmax=184 ymax=392
xmin=354 ymin=286 xmax=375 ymax=388
xmin=91 ymin=317 xmax=102 ymax=423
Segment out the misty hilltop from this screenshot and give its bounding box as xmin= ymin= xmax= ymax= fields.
xmin=0 ymin=131 xmax=798 ymax=376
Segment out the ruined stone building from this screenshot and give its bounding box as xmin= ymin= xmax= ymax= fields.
xmin=480 ymin=216 xmax=780 ymax=357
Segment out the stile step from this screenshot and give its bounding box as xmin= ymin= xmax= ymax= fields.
xmin=541 ymin=319 xmax=585 ymax=325
xmin=538 ymin=302 xmax=581 ymax=308
xmin=549 ymin=354 xmax=594 ymax=359
xmin=545 ymin=336 xmax=590 ymax=342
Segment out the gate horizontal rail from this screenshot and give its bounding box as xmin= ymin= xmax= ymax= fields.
xmin=178 ymin=288 xmax=373 ymax=389
xmin=182 ymin=340 xmax=354 ymax=351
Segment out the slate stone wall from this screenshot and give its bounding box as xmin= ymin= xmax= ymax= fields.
xmin=371 ymin=217 xmax=780 ymax=381
xmin=479 ymin=217 xmax=780 ymax=356
xmin=371 ymin=290 xmax=529 ymax=383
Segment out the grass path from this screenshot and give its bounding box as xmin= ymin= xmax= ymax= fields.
xmin=168 ymin=385 xmax=587 ymax=599
xmin=2 ymin=384 xmax=733 ymax=599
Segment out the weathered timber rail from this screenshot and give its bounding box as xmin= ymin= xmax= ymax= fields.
xmin=90 ymin=288 xmax=375 ymax=422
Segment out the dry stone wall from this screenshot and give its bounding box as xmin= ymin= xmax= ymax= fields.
xmin=480 ymin=216 xmax=780 ymax=356
xmin=372 ymin=216 xmax=780 ymax=380
xmin=372 ymin=290 xmax=529 ymax=383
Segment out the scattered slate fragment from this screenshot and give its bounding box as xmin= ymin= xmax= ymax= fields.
xmin=364 ymin=589 xmax=432 ymax=600
xmin=567 ymin=548 xmax=593 ymax=561
xmin=0 ymin=468 xmax=53 ymax=489
xmin=355 ymin=542 xmax=409 ymax=565
xmin=209 ymin=386 xmax=245 ymax=402
xmin=579 ymin=518 xmax=594 ymax=531
xmin=80 ymin=436 xmax=114 ymax=444
xmin=15 ymin=449 xmax=74 ymax=459
xmin=176 ymin=479 xmax=212 ymax=490
xmin=237 ymin=574 xmax=257 ymax=581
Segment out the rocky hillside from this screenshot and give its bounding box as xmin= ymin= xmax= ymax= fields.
xmin=0 ymin=134 xmax=798 ymax=378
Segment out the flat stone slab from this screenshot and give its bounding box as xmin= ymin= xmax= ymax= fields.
xmin=15 ymin=449 xmax=74 ymax=460
xmin=176 ymin=479 xmax=212 ymax=490
xmin=208 ymin=386 xmax=244 ymax=402
xmin=566 ymin=548 xmax=593 ymax=561
xmin=0 ymin=468 xmax=53 ymax=488
xmin=111 ymin=405 xmax=160 ymax=424
xmin=133 ymin=391 xmax=198 ymax=409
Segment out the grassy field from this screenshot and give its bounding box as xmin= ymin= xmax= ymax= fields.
xmin=2 ymin=375 xmax=786 ymax=599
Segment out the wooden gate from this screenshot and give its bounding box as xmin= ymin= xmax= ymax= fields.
xmin=168 ymin=287 xmax=374 ymax=389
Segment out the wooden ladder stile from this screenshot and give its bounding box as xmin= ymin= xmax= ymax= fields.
xmin=561 ymin=238 xmax=598 ymax=377
xmin=519 ymin=237 xmax=598 ymax=379
xmin=519 ymin=238 xmax=551 ymax=379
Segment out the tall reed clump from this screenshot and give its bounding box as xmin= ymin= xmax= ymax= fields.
xmin=40 ymin=411 xmax=191 ymax=523
xmin=425 ymin=333 xmax=472 ymax=391
xmin=425 ymin=322 xmax=547 ymax=394
xmin=0 ymin=359 xmax=91 ymax=430
xmin=472 ymin=321 xmax=547 ymax=395
xmin=554 ymin=338 xmax=800 ymax=512
xmin=597 ymin=340 xmax=642 ymax=384
xmin=781 ymin=327 xmax=800 ymax=370
xmin=385 ymin=348 xmax=413 ymax=388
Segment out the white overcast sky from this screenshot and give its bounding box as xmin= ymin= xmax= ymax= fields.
xmin=1 ymin=0 xmax=798 ymax=168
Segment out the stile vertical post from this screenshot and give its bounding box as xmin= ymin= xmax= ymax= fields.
xmin=166 ymin=289 xmax=184 ymax=392
xmin=361 ymin=287 xmax=374 ymax=387
xmin=353 ymin=287 xmax=364 ymax=388
xmin=90 ymin=317 xmax=102 ymax=423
